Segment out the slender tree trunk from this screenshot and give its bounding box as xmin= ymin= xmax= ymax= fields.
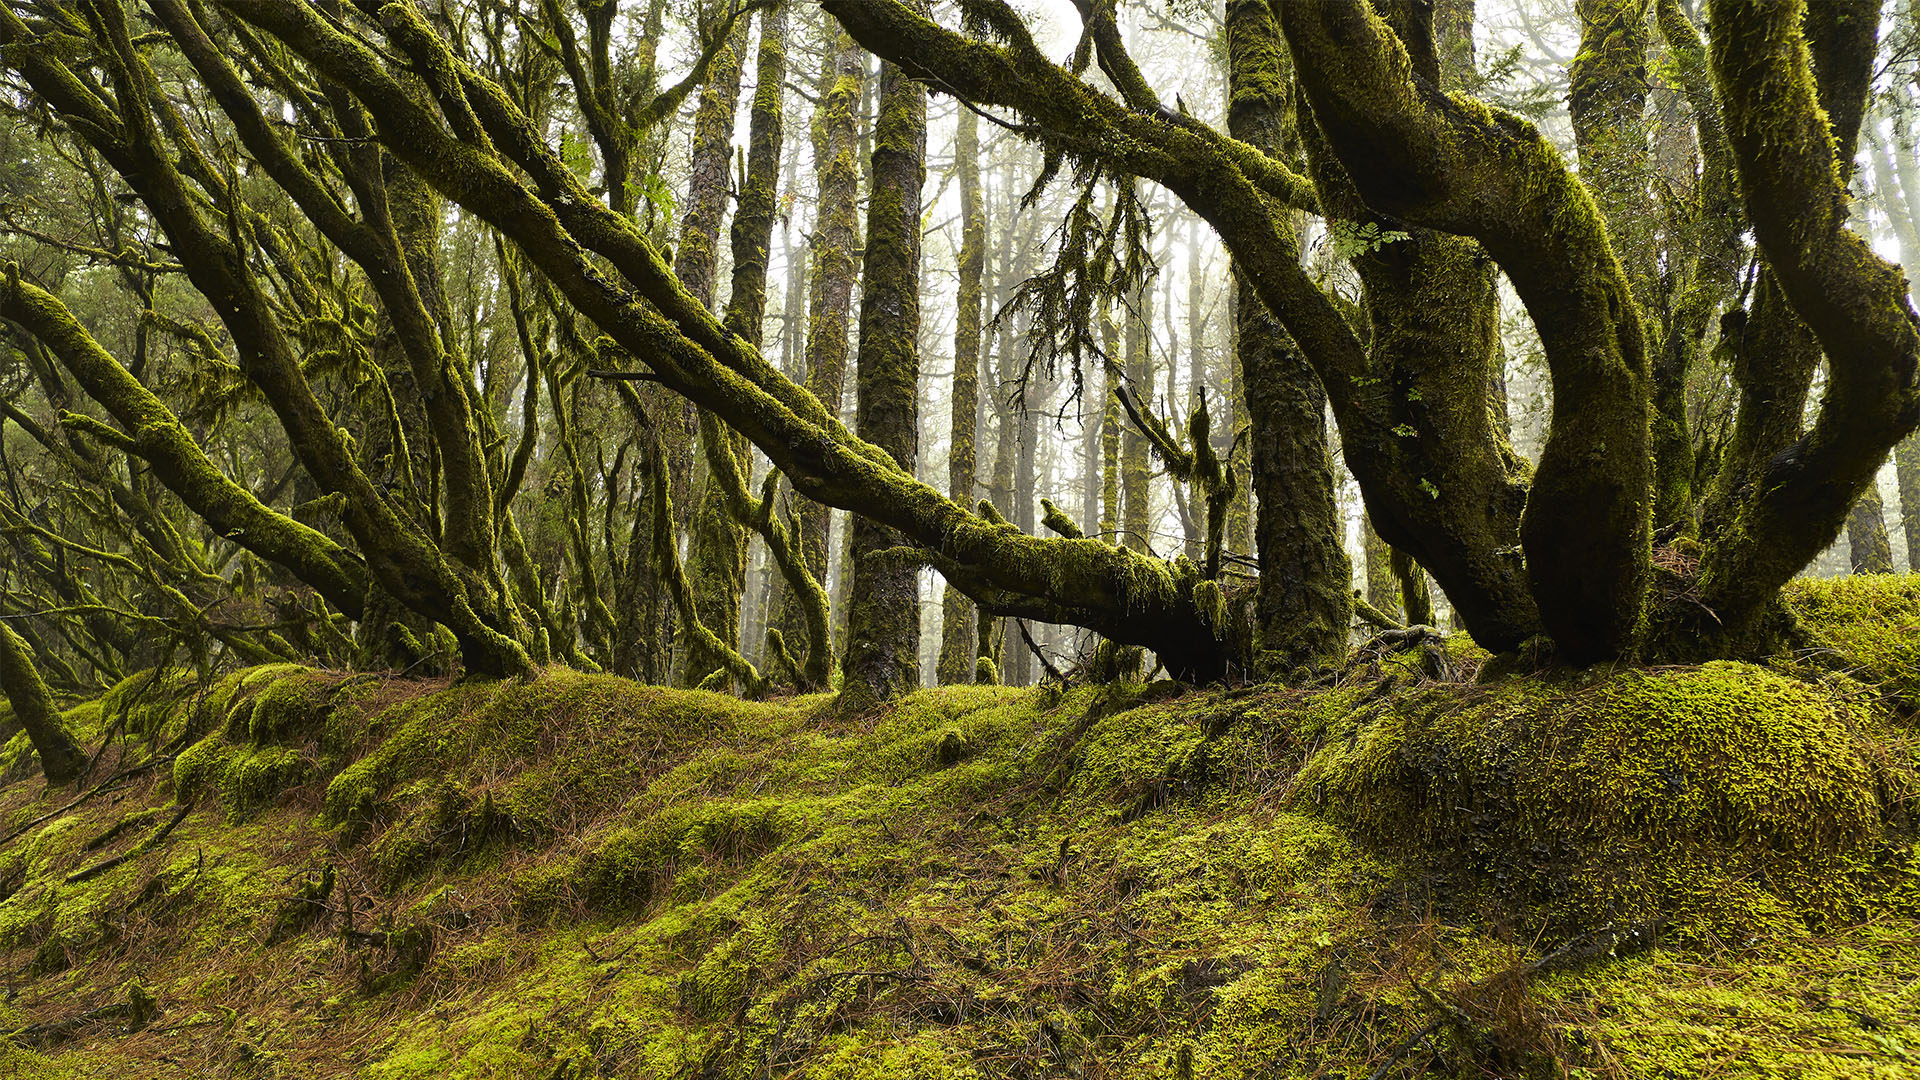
xmin=1392 ymin=548 xmax=1434 ymax=627
xmin=685 ymin=5 xmax=787 ymax=688
xmin=1121 ymin=277 xmax=1153 ymax=555
xmin=780 ymin=27 xmax=863 ymax=658
xmin=757 ymin=132 xmax=811 ymax=653
xmin=1869 ymin=128 xmax=1920 ymax=570
xmin=840 ymin=56 xmax=927 ymax=708
xmin=1008 ymin=314 xmax=1045 ymax=687
xmin=668 ymin=9 xmax=748 ymax=681
xmin=981 ymin=192 xmax=1027 ymax=682
xmin=1101 ymin=304 xmax=1121 ymax=546
xmin=1362 ymin=515 xmax=1400 ymax=623
xmin=1184 ymin=214 xmax=1208 ymax=563
xmin=937 ymin=107 xmax=984 ymax=685
xmin=1849 ymin=478 xmax=1895 ymax=574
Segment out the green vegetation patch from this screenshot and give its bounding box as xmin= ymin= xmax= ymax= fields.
xmin=0 ymin=658 xmax=1914 ymax=1078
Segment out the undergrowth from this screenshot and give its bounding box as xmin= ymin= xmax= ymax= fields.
xmin=0 ymin=578 xmax=1916 ymax=1077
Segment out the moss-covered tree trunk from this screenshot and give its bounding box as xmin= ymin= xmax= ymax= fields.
xmin=937 ymin=106 xmax=985 ymax=685
xmin=1007 ymin=313 xmax=1047 ymax=688
xmin=1101 ymin=306 xmax=1121 ymax=549
xmin=1848 ymin=481 xmax=1895 ymax=575
xmin=1226 ymin=0 xmax=1351 ymax=672
xmin=1120 ymin=277 xmax=1154 ymax=556
xmin=1361 ymin=515 xmax=1400 ymax=623
xmin=981 ymin=205 xmax=1029 ymax=683
xmin=685 ymin=5 xmax=787 ymax=688
xmin=1685 ymin=0 xmax=1918 ymax=649
xmin=0 ymin=622 xmax=83 ymax=785
xmin=1184 ymin=214 xmax=1209 ymax=565
xmin=665 ymin=8 xmax=749 ymax=682
xmin=840 ymin=57 xmax=927 ymax=708
xmin=779 ymin=27 xmax=863 ymax=660
xmin=1869 ymin=127 xmax=1920 ymax=571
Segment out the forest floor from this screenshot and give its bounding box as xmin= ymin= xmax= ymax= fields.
xmin=1 ymin=578 xmax=1919 ymax=1078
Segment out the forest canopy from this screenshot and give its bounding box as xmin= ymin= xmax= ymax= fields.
xmin=0 ymin=0 xmax=1914 ymax=772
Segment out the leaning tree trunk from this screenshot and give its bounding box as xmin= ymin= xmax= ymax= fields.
xmin=840 ymin=57 xmax=928 ymax=708
xmin=0 ymin=622 xmax=83 ymax=785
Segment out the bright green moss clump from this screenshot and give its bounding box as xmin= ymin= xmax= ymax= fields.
xmin=1781 ymin=573 xmax=1920 ymax=717
xmin=1300 ymin=661 xmax=1896 ymax=937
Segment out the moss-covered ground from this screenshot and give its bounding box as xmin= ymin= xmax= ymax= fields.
xmin=2 ymin=580 xmax=1920 ymax=1077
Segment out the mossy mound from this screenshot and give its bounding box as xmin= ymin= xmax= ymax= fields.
xmin=1782 ymin=573 xmax=1920 ymax=719
xmin=170 ymin=666 xmax=379 ymax=819
xmin=0 ymin=654 xmax=1913 ymax=1078
xmin=1300 ymin=661 xmax=1902 ymax=939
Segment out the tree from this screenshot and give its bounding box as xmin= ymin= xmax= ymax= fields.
xmin=820 ymin=0 xmax=1919 ymax=669
xmin=840 ymin=55 xmax=928 ymax=708
xmin=0 ymin=621 xmax=85 ymax=784
xmin=937 ymin=106 xmax=986 ymax=686
xmin=0 ymin=0 xmax=1911 ymax=706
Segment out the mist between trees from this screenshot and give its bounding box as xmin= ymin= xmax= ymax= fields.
xmin=0 ymin=0 xmax=1915 ymax=758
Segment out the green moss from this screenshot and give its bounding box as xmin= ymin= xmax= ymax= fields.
xmin=1781 ymin=573 xmax=1920 ymax=716
xmin=4 ymin=646 xmax=1919 ymax=1077
xmin=1298 ymin=661 xmax=1898 ymax=938
xmin=97 ymin=666 xmax=203 ymax=741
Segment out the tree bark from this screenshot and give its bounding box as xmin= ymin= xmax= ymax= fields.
xmin=779 ymin=27 xmax=864 ymax=661
xmin=1687 ymin=0 xmax=1919 ymax=648
xmin=686 ymin=5 xmax=787 ymax=688
xmin=0 ymin=622 xmax=84 ymax=785
xmin=937 ymin=106 xmax=985 ymax=685
xmin=1848 ymin=480 xmax=1895 ymax=575
xmin=1221 ymin=0 xmax=1353 ymax=670
xmin=840 ymin=57 xmax=928 ymax=708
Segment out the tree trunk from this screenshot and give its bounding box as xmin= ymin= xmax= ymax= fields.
xmin=1226 ymin=0 xmax=1352 ymax=672
xmin=937 ymin=106 xmax=984 ymax=685
xmin=779 ymin=27 xmax=863 ymax=660
xmin=1121 ymin=278 xmax=1153 ymax=555
xmin=1362 ymin=515 xmax=1400 ymax=623
xmin=0 ymin=622 xmax=83 ymax=785
xmin=1848 ymin=478 xmax=1894 ymax=575
xmin=1392 ymin=548 xmax=1434 ymax=627
xmin=685 ymin=5 xmax=787 ymax=688
xmin=840 ymin=57 xmax=927 ymax=708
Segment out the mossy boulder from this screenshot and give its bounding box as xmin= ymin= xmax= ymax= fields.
xmin=169 ymin=665 xmax=368 ymax=818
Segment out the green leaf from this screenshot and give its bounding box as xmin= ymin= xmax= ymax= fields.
xmin=1328 ymin=220 xmax=1411 ymax=260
